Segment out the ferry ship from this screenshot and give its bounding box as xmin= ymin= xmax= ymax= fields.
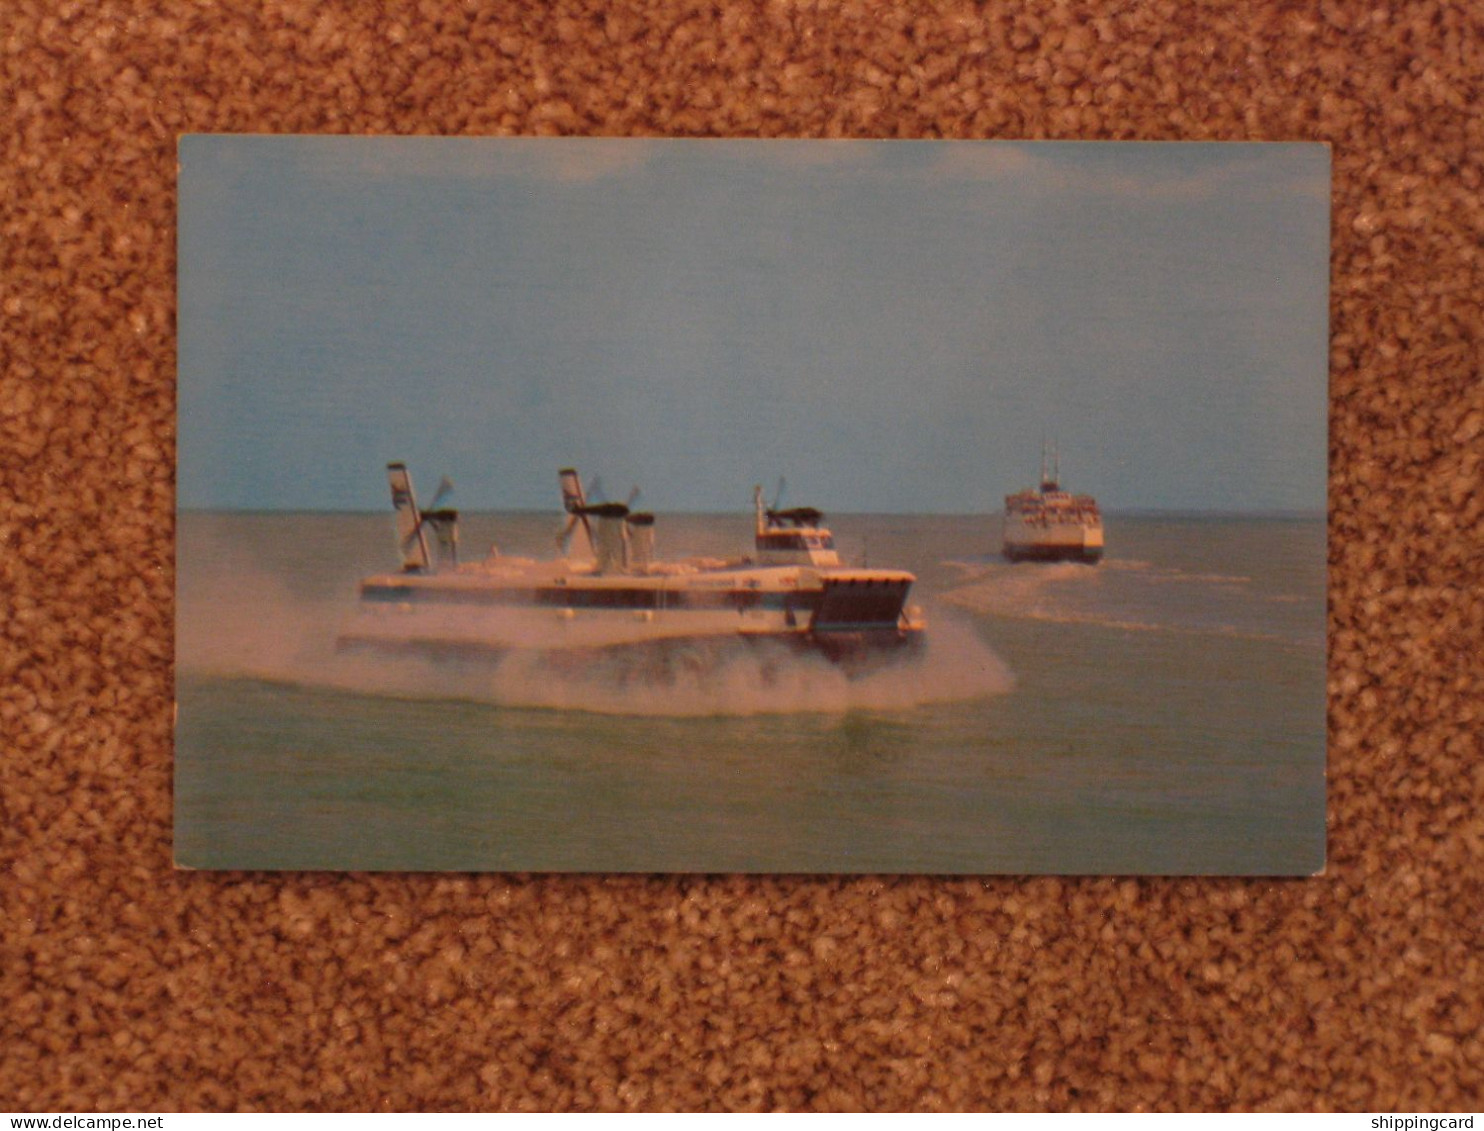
xmin=1002 ymin=444 xmax=1104 ymax=564
xmin=336 ymin=464 xmax=925 ymax=666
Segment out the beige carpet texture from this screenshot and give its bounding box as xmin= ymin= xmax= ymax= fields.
xmin=3 ymin=0 xmax=1480 ymax=1112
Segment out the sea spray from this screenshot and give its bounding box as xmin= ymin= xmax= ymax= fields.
xmin=475 ymin=615 xmax=1013 ymax=717
xmin=178 ymin=516 xmax=1014 ymax=716
xmin=179 ymin=565 xmax=1014 ymax=717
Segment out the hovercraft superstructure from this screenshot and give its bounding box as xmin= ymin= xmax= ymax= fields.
xmin=337 ymin=464 xmax=925 ymax=666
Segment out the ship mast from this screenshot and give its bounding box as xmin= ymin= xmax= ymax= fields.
xmin=1039 ymin=435 xmax=1060 ymax=493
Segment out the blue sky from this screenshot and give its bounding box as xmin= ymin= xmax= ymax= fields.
xmin=178 ymin=138 xmax=1330 ymax=513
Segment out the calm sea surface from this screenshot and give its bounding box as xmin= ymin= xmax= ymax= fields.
xmin=175 ymin=511 xmax=1326 ymax=874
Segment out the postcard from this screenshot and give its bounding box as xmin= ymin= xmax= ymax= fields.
xmin=176 ymin=137 xmax=1330 ymax=874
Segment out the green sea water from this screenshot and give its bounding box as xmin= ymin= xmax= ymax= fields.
xmin=175 ymin=511 xmax=1326 ymax=874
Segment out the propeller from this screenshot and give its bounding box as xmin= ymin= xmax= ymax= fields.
xmin=761 ymin=476 xmax=822 ymax=527
xmin=585 ymin=477 xmax=642 ymax=508
xmin=418 ymin=476 xmax=458 ymax=565
xmin=393 ymin=468 xmax=458 ymax=568
xmin=555 ymin=468 xmax=647 ymax=557
xmin=427 ymin=475 xmax=454 ymax=512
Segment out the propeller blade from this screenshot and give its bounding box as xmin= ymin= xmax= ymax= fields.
xmin=772 ymin=476 xmax=787 ymax=511
xmin=428 ymin=475 xmax=454 ymax=510
xmin=625 ymin=485 xmax=641 ymax=508
xmin=588 ymin=475 xmax=606 ymax=504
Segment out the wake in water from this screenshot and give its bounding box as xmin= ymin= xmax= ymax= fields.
xmin=939 ymin=558 xmax=1127 ymax=626
xmin=936 ymin=555 xmax=1316 ymax=645
xmin=177 ymin=564 xmax=1013 ymax=717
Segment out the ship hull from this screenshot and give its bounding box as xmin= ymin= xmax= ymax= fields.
xmin=337 ymin=565 xmax=924 ymax=675
xmin=336 ymin=621 xmax=925 ymax=678
xmin=1002 ymin=512 xmax=1104 ymax=565
xmin=1003 ymin=542 xmax=1104 ymax=564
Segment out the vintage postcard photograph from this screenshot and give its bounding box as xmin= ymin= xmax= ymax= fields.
xmin=176 ymin=137 xmax=1329 ymax=874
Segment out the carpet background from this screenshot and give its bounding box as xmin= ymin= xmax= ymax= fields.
xmin=2 ymin=0 xmax=1480 ymax=1112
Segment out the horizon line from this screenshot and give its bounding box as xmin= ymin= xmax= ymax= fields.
xmin=178 ymin=505 xmax=1328 ymax=520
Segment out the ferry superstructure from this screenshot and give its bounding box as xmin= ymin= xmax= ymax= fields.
xmin=1002 ymin=444 xmax=1104 ymax=564
xmin=337 ymin=464 xmax=925 ymax=664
